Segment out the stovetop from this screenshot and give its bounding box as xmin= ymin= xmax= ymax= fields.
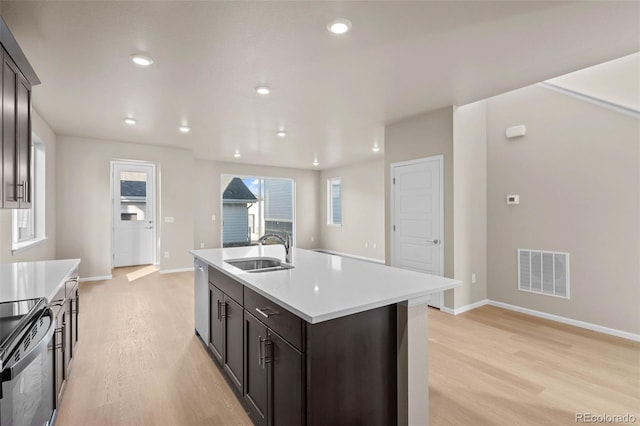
xmin=0 ymin=298 xmax=47 ymax=363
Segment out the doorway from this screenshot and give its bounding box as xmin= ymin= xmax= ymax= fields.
xmin=112 ymin=161 xmax=157 ymax=268
xmin=390 ymin=156 xmax=444 ymax=308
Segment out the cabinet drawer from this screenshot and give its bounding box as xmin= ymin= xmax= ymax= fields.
xmin=244 ymin=287 xmax=303 ymax=352
xmin=209 ymin=266 xmax=243 ymax=305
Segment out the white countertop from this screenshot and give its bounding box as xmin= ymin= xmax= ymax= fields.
xmin=191 ymin=246 xmax=461 ymax=323
xmin=0 ymin=259 xmax=81 ymax=303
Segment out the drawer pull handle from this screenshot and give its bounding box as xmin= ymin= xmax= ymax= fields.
xmin=255 ymin=307 xmax=278 ymax=318
xmin=258 ymin=336 xmax=265 ymax=368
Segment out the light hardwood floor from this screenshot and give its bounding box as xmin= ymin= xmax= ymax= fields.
xmin=57 ymin=266 xmax=640 ymax=425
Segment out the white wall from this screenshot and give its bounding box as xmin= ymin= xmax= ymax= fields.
xmin=453 ymin=101 xmax=488 ymax=310
xmin=319 ymin=159 xmax=385 ymax=261
xmin=0 ymin=108 xmax=57 ymax=263
xmin=193 ymin=159 xmax=320 ymax=250
xmin=56 ymin=136 xmax=194 ymax=278
xmin=384 ymin=106 xmax=456 ymax=308
xmin=486 ymin=85 xmax=640 ymax=334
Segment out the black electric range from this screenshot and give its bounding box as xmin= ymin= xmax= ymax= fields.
xmin=0 ymin=298 xmax=54 ymax=426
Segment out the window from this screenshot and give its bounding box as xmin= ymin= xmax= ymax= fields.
xmin=12 ymin=137 xmax=46 ymax=253
xmin=327 ymin=178 xmax=342 ymax=226
xmin=221 ymin=175 xmax=294 ymax=248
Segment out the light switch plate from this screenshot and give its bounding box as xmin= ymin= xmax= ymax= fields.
xmin=165 ymin=216 xmax=175 ymax=223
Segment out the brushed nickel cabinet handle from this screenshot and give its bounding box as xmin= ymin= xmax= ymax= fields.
xmin=255 ymin=307 xmax=278 ymax=318
xmin=258 ymin=336 xmax=265 ymax=367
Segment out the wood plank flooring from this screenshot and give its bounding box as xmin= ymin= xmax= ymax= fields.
xmin=57 ymin=266 xmax=640 ymax=425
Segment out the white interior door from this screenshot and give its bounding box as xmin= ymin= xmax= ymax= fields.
xmin=391 ymin=156 xmax=444 ymax=308
xmin=112 ymin=162 xmax=156 ymax=267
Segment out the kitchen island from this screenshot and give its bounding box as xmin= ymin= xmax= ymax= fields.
xmin=191 ymin=246 xmax=461 ymax=426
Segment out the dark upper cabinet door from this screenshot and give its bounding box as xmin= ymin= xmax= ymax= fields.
xmin=16 ymin=75 xmax=30 ymax=208
xmin=2 ymin=53 xmax=18 ymax=208
xmin=244 ymin=311 xmax=268 ymax=426
xmin=268 ymin=330 xmax=304 ymax=426
xmin=224 ymin=296 xmax=243 ymax=393
xmin=209 ymin=284 xmax=224 ymax=363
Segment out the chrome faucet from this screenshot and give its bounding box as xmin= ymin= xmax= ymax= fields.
xmin=258 ymin=234 xmax=292 ymax=263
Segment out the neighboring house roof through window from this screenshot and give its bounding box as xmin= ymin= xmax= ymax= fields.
xmin=121 ymin=180 xmax=147 ymax=197
xmin=223 ymin=177 xmax=258 ymax=203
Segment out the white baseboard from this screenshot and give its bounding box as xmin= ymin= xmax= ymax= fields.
xmin=487 ymin=300 xmax=640 ymax=342
xmin=313 ymin=249 xmax=385 ymax=264
xmin=159 ymin=267 xmax=194 ymax=274
xmin=437 ymin=298 xmax=639 ymax=342
xmin=79 ymin=275 xmax=112 ymax=282
xmin=440 ymin=299 xmax=488 ymax=315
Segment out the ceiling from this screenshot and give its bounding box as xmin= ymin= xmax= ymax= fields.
xmin=546 ymin=52 xmax=640 ymax=112
xmin=2 ymin=1 xmax=639 ymax=170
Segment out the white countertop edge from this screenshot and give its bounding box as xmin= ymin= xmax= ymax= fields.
xmin=45 ymin=258 xmax=81 ymax=302
xmin=191 ymin=250 xmax=461 ymax=324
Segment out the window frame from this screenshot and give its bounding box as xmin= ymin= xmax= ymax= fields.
xmin=220 ymin=173 xmax=296 ymax=248
xmin=327 ymin=177 xmax=342 ymax=226
xmin=12 ymin=136 xmax=47 ymax=254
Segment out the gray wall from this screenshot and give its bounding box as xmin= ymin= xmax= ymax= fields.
xmin=319 ymin=159 xmax=385 ymax=261
xmin=0 ymin=109 xmax=57 ymax=263
xmin=487 ymin=85 xmax=640 ymax=334
xmin=56 ymin=136 xmax=195 ymax=278
xmin=193 ymin=160 xmax=319 ymax=250
xmin=385 ymin=106 xmax=455 ymax=308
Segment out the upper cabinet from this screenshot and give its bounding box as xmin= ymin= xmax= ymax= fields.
xmin=0 ymin=17 xmax=40 ymax=209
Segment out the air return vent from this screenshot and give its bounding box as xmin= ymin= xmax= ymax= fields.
xmin=518 ymin=249 xmax=569 ymax=299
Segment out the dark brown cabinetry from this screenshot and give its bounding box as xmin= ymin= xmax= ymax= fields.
xmin=200 ymin=265 xmax=397 ymax=426
xmin=244 ymin=311 xmax=304 ymax=426
xmin=53 ymin=306 xmax=65 ymax=408
xmin=50 ymin=276 xmax=80 ymax=415
xmin=208 ymin=267 xmax=244 ymax=394
xmin=0 ymin=17 xmax=39 ymax=210
xmin=209 ymin=284 xmax=224 ymax=363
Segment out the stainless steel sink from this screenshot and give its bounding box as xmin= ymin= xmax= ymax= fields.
xmin=225 ymin=257 xmax=294 ymax=273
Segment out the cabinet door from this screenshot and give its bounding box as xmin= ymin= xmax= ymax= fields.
xmin=16 ymin=75 xmax=31 ymax=208
xmin=2 ymin=53 xmax=18 ymax=208
xmin=65 ymin=298 xmax=73 ymax=373
xmin=244 ymin=312 xmax=268 ymax=426
xmin=208 ymin=284 xmax=224 ymax=363
xmin=268 ymin=330 xmax=304 ymax=426
xmin=75 ymin=288 xmax=80 ymax=342
xmin=54 ymin=308 xmax=65 ymax=408
xmin=70 ymin=290 xmax=78 ymax=352
xmin=223 ymin=296 xmax=243 ymax=393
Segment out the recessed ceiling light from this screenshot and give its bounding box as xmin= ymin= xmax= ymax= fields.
xmin=313 ymin=159 xmax=319 ymax=167
xmin=327 ymin=18 xmax=352 ymax=35
xmin=234 ymin=150 xmax=241 ymax=158
xmin=179 ymin=126 xmax=191 ymax=133
xmin=130 ymin=54 xmax=154 ymax=67
xmin=255 ymin=86 xmax=271 ymax=95
xmin=276 ymin=130 xmax=287 ymax=138
xmin=124 ymin=118 xmax=136 ymax=125
xmin=372 ymin=146 xmax=380 ymax=152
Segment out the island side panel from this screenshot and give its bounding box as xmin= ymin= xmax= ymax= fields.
xmin=397 ymin=299 xmax=430 ymax=426
xmin=305 ymin=304 xmax=398 ymax=426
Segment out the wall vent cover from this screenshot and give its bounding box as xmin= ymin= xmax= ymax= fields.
xmin=518 ymin=249 xmax=570 ymax=299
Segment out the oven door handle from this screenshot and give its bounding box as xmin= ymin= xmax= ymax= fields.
xmin=1 ymin=307 xmax=55 ymax=382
